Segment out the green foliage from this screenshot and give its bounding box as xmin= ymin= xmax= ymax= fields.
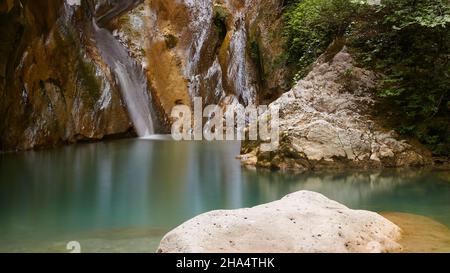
xmin=78 ymin=60 xmax=102 ymax=106
xmin=348 ymin=0 xmax=450 ymax=156
xmin=213 ymin=5 xmax=229 ymax=42
xmin=250 ymin=40 xmax=260 ymax=62
xmin=283 ymin=0 xmax=450 ymax=156
xmin=382 ymin=0 xmax=450 ymax=29
xmin=249 ymin=40 xmax=265 ymax=83
xmin=283 ymin=0 xmax=358 ymax=78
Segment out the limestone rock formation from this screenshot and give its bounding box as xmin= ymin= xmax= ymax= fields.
xmin=241 ymin=45 xmax=432 ymax=171
xmin=0 ymin=0 xmax=288 ymax=151
xmin=114 ymin=0 xmax=288 ymax=122
xmin=0 ymin=0 xmax=135 ymax=151
xmin=157 ymin=190 xmax=403 ymax=253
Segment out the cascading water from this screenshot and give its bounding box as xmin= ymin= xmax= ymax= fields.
xmin=91 ymin=1 xmax=155 ymax=137
xmin=181 ymin=0 xmax=258 ymax=106
xmin=181 ymin=0 xmax=215 ymax=100
xmin=84 ymin=0 xmax=260 ymax=134
xmin=226 ymin=11 xmax=257 ymax=106
xmin=0 ymin=0 xmax=283 ymax=151
xmin=183 ymin=0 xmax=214 ymax=76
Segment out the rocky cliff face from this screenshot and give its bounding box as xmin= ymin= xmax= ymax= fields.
xmin=0 ymin=0 xmax=288 ymax=151
xmin=0 ymin=0 xmax=135 ymax=151
xmin=114 ymin=0 xmax=288 ymax=122
xmin=241 ymin=45 xmax=433 ymax=171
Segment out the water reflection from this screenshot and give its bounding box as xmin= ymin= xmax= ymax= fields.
xmin=0 ymin=139 xmax=448 ymax=252
xmin=242 ymin=168 xmax=450 ymax=225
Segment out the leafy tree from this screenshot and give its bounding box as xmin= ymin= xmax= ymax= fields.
xmin=349 ymin=0 xmax=450 ymax=156
xmin=283 ymin=0 xmax=450 ymax=156
xmin=283 ymin=0 xmax=358 ymax=79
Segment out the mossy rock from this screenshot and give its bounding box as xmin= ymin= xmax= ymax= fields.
xmin=213 ymin=5 xmax=230 ymax=43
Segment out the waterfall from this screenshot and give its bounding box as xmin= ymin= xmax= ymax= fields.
xmin=182 ymin=0 xmax=214 ymax=99
xmin=181 ymin=0 xmax=258 ymax=106
xmin=91 ymin=3 xmax=155 ymax=137
xmin=226 ymin=11 xmax=257 ymax=106
xmin=89 ymin=0 xmax=259 ymax=136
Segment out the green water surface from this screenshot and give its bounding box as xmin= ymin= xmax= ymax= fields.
xmin=0 ymin=139 xmax=448 ymax=252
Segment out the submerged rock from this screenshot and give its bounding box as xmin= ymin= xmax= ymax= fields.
xmin=241 ymin=44 xmax=432 ymax=171
xmin=382 ymin=212 xmax=450 ymax=253
xmin=157 ymin=191 xmax=402 ymax=253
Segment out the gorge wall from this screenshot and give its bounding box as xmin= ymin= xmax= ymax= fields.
xmin=0 ymin=0 xmax=288 ymax=151
xmin=0 ymin=0 xmax=135 ymax=151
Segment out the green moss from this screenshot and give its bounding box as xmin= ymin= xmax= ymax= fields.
xmin=249 ymin=39 xmax=265 ymax=84
xmin=164 ymin=34 xmax=178 ymax=49
xmin=213 ymin=5 xmax=229 ymax=43
xmin=51 ymin=18 xmax=102 ymax=107
xmin=77 ymin=60 xmax=102 ymax=107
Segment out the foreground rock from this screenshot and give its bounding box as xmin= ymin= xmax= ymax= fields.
xmin=157 ymin=191 xmax=402 ymax=253
xmin=241 ymin=44 xmax=432 ymax=171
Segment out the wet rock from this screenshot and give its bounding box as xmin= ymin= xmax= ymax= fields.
xmin=241 ymin=44 xmax=433 ymax=171
xmin=115 ymin=0 xmax=287 ymax=120
xmin=0 ymin=0 xmax=134 ymax=151
xmin=157 ymin=191 xmax=402 ymax=253
xmin=1 ymin=0 xmax=288 ymax=151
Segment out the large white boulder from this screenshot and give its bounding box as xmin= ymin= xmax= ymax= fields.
xmin=157 ymin=191 xmax=402 ymax=253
